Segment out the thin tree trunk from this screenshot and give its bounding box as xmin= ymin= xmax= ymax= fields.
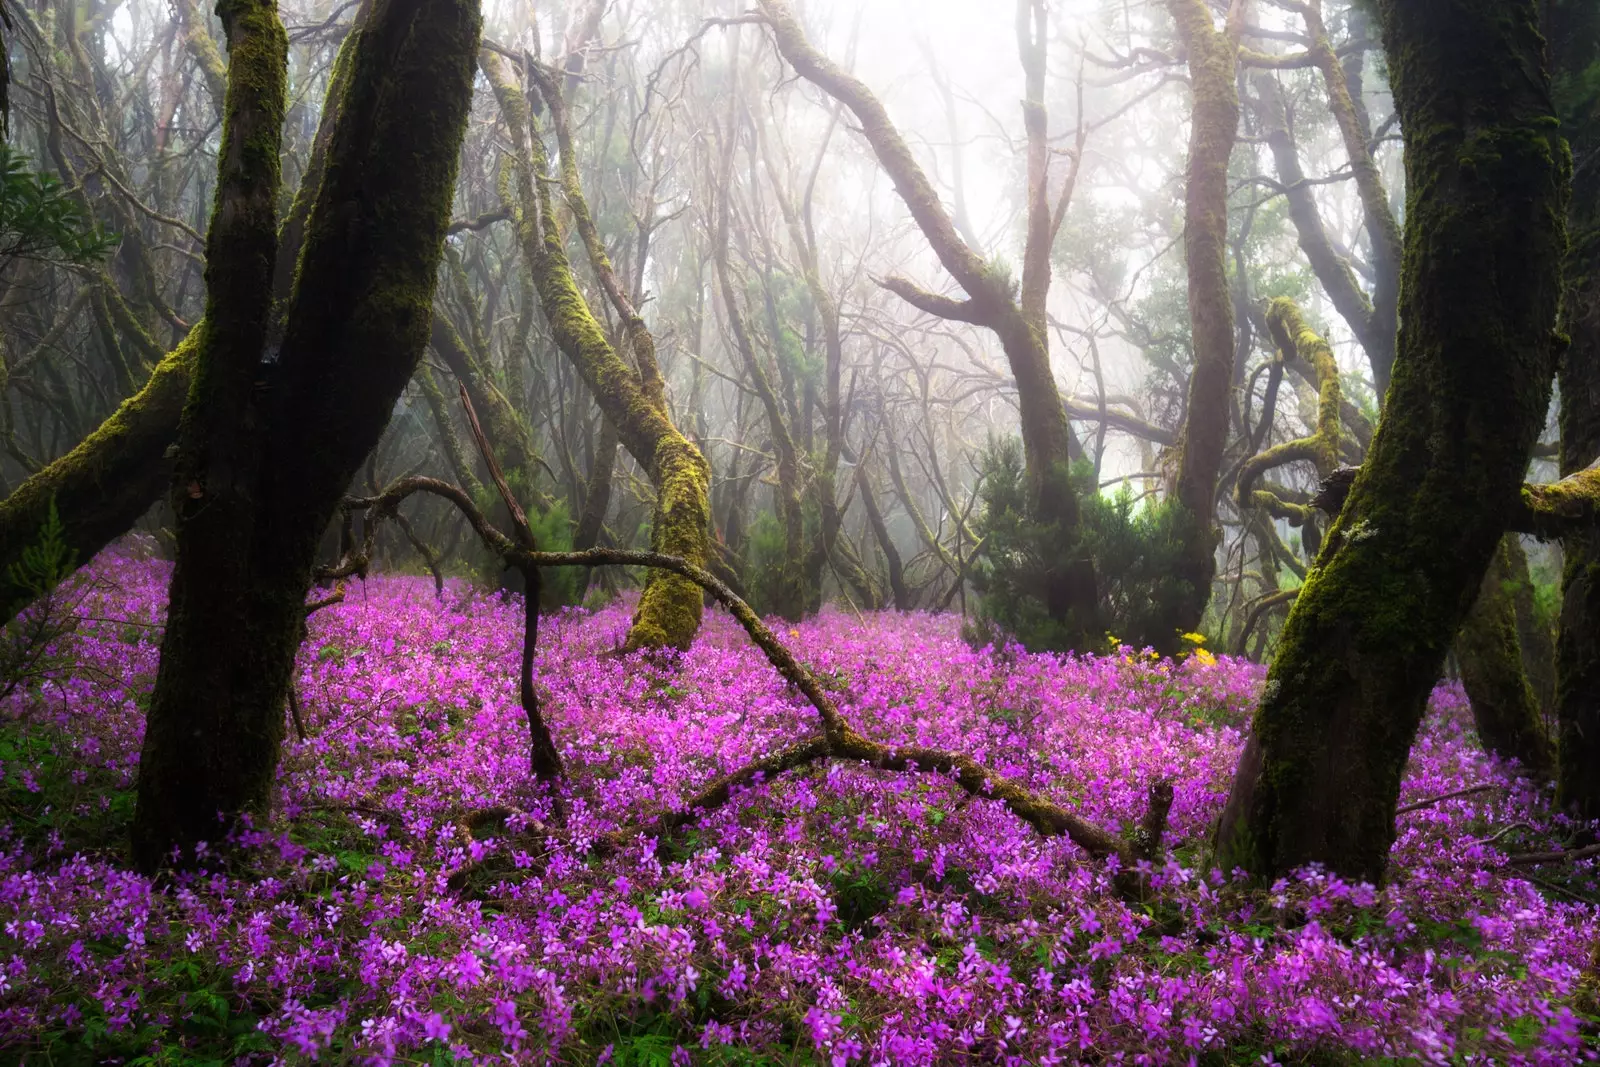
xmin=1165 ymin=0 xmax=1241 ymax=648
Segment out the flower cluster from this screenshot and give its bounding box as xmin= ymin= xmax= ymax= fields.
xmin=0 ymin=547 xmax=1595 ymax=1063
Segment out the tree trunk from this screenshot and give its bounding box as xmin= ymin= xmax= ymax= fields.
xmin=1165 ymin=0 xmax=1241 ymax=646
xmin=1458 ymin=536 xmax=1555 ymax=777
xmin=132 ymin=0 xmax=481 ymax=870
xmin=756 ymin=0 xmax=1096 ymax=640
xmin=431 ymin=312 xmax=537 ymax=499
xmin=1558 ymin=225 xmax=1600 ymax=820
xmin=857 ymin=461 xmax=908 ymax=611
xmin=482 ymin=55 xmax=712 ymax=651
xmin=1214 ymin=0 xmax=1568 ymax=883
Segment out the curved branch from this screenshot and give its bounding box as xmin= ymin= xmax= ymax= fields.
xmin=1237 ymin=298 xmax=1342 ymax=509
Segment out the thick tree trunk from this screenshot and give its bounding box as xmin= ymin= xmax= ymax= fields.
xmin=1165 ymin=0 xmax=1240 ymax=645
xmin=1458 ymin=536 xmax=1555 ymax=777
xmin=132 ymin=0 xmax=480 ymax=870
xmin=1213 ymin=0 xmax=1568 ymax=883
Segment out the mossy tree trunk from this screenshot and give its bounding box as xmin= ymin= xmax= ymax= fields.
xmin=1213 ymin=0 xmax=1569 ymax=883
xmin=0 ymin=1 xmax=372 ymax=628
xmin=1165 ymin=0 xmax=1241 ymax=646
xmin=0 ymin=333 xmax=193 ymax=624
xmin=131 ymin=0 xmax=481 ymax=870
xmin=480 ymin=54 xmax=711 ymax=650
xmin=1552 ymin=0 xmax=1600 ymax=822
xmin=1458 ymin=536 xmax=1555 ymax=778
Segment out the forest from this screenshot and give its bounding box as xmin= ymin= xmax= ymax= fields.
xmin=0 ymin=0 xmax=1598 ymax=1061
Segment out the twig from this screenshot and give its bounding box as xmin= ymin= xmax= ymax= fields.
xmin=336 ymin=470 xmax=1167 ymax=897
xmin=1394 ymin=783 xmax=1504 ymax=815
xmin=304 ymin=581 xmax=346 ymax=616
xmin=287 ymin=686 xmax=308 ymax=743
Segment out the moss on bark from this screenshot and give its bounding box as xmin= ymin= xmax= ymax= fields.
xmin=0 ymin=331 xmax=194 ymax=623
xmin=1458 ymin=536 xmax=1555 ymax=777
xmin=1557 ymin=219 xmax=1600 ymax=819
xmin=480 ymin=53 xmax=711 ymax=650
xmin=1237 ymin=298 xmax=1342 ymax=510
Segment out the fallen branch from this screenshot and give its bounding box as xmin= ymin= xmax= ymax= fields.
xmin=332 ymin=455 xmax=1165 ymax=897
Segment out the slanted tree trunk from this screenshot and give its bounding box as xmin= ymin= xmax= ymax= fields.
xmin=132 ymin=0 xmax=481 ymax=870
xmin=0 ymin=333 xmax=192 ymax=623
xmin=1165 ymin=0 xmax=1241 ymax=648
xmin=430 ymin=312 xmax=537 ymax=499
xmin=1458 ymin=536 xmax=1555 ymax=777
xmin=1213 ymin=0 xmax=1568 ymax=883
xmin=857 ymin=461 xmax=908 ymax=611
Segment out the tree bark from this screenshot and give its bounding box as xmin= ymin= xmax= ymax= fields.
xmin=481 ymin=57 xmax=711 ymax=651
xmin=132 ymin=0 xmax=481 ymax=870
xmin=0 ymin=334 xmax=192 ymax=624
xmin=1558 ymin=219 xmax=1600 ymax=820
xmin=1214 ymin=0 xmax=1568 ymax=883
xmin=1458 ymin=536 xmax=1555 ymax=778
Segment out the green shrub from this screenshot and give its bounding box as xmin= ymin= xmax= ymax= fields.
xmin=968 ymin=437 xmax=1190 ymax=655
xmin=0 ymin=144 xmax=116 ymax=264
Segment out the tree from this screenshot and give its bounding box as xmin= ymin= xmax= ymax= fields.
xmin=131 ymin=0 xmax=482 ymax=870
xmin=1214 ymin=0 xmax=1569 ymax=882
xmin=756 ymin=0 xmax=1098 ymax=644
xmin=1164 ymin=0 xmax=1242 ymax=645
xmin=478 ymin=53 xmax=714 ymax=652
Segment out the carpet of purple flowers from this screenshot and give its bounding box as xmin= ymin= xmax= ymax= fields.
xmin=1 ymin=546 xmax=1597 ymax=1064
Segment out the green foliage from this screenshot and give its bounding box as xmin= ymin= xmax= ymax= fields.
xmin=742 ymin=510 xmax=788 ymax=618
xmin=740 ymin=502 xmax=816 ymax=618
xmin=968 ymin=437 xmax=1191 ymax=654
xmin=0 ymin=145 xmax=116 ymax=265
xmin=8 ymin=497 xmax=75 ymax=598
xmin=527 ymin=498 xmax=584 ymax=610
xmin=0 ymin=499 xmax=86 ymax=703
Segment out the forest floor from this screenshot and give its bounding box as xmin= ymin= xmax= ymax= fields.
xmin=1 ymin=546 xmax=1597 ymax=1065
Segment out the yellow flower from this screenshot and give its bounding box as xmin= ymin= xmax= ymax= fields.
xmin=1191 ymin=648 xmax=1218 ymax=667
xmin=1180 ymin=631 xmax=1208 ymax=647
